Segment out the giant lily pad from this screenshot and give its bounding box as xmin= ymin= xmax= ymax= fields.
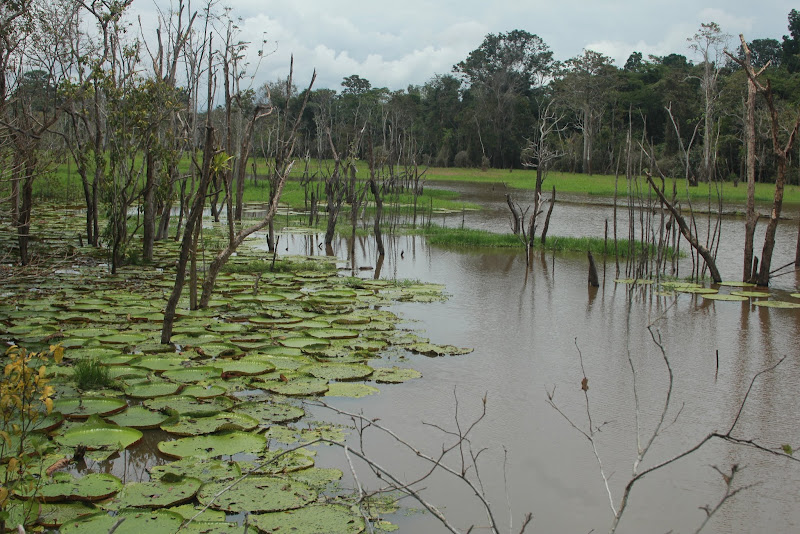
xmin=701 ymin=293 xmax=748 ymax=301
xmin=266 ymin=377 xmax=329 ymax=397
xmin=408 ymin=342 xmax=473 ymax=357
xmin=215 ymin=358 xmax=276 ymax=376
xmin=55 ymin=415 xmax=142 ymax=450
xmin=149 ymin=458 xmax=242 ymax=483
xmin=179 ymin=521 xmax=259 ymax=534
xmin=234 ymin=401 xmax=305 ymax=425
xmin=162 ymin=365 xmax=223 ymax=383
xmin=181 ymin=384 xmax=228 ymax=398
xmin=731 ymin=291 xmax=771 ymax=298
xmin=144 ymin=395 xmax=234 ymax=417
xmin=248 ymin=503 xmax=365 ymax=533
xmin=17 ymin=472 xmax=122 ymax=502
xmin=124 ymin=380 xmax=182 ymax=398
xmin=37 ymin=501 xmax=97 ymax=528
xmin=60 ymin=509 xmax=184 ymax=534
xmin=299 ymin=362 xmax=374 ymax=381
xmin=372 ymin=366 xmax=422 ymax=384
xmin=160 ymin=412 xmax=259 ymax=436
xmin=113 ymin=476 xmax=202 ymax=508
xmin=196 ymin=475 xmax=316 ymax=513
xmin=239 ymin=448 xmax=315 ymax=474
xmin=53 ymin=397 xmax=127 ymax=419
xmin=157 ymin=431 xmax=267 ymax=459
xmin=107 ymin=406 xmax=170 ymax=429
xmin=325 ymin=382 xmax=380 ymax=398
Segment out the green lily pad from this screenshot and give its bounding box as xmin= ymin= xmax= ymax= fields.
xmin=717 ymin=281 xmax=757 ymax=287
xmin=162 ymin=365 xmax=223 ymax=383
xmin=731 ymin=291 xmax=771 ymax=298
xmin=234 ymin=401 xmax=305 ymax=424
xmin=157 ymin=431 xmax=267 ymax=459
xmin=97 ymin=332 xmax=150 ymax=345
xmin=248 ymin=503 xmax=365 ymax=533
xmin=37 ymin=501 xmax=97 ymax=528
xmin=266 ymin=377 xmax=330 ymax=397
xmin=179 ymin=521 xmax=259 ymax=533
xmin=53 ymin=397 xmax=128 ymax=419
xmin=196 ymin=343 xmax=241 ymax=357
xmin=279 ymin=337 xmax=331 ymax=349
xmin=181 ymin=384 xmax=228 ymax=398
xmin=372 ymin=366 xmax=422 ymax=384
xmin=299 ymin=362 xmax=374 ymax=381
xmin=18 ymin=473 xmax=122 ymax=502
xmin=133 ymin=355 xmax=189 ymax=372
xmin=160 ymin=412 xmax=259 ymax=436
xmin=791 ymin=292 xmax=800 ymax=299
xmin=107 ymin=406 xmax=170 ymax=429
xmin=408 ymin=342 xmax=473 ymax=357
xmin=215 ymin=358 xmax=276 ymax=376
xmin=55 ymin=415 xmax=143 ymax=450
xmin=306 ymin=327 xmax=360 ymax=340
xmin=325 ymin=382 xmax=380 ymax=398
xmin=149 ymin=458 xmax=242 ymax=483
xmin=166 ymin=504 xmax=226 ymax=522
xmin=289 ymin=467 xmax=344 ymax=488
xmin=701 ymin=293 xmax=749 ymax=301
xmin=113 ymin=477 xmax=202 ymax=508
xmin=144 ymin=395 xmax=234 ymax=417
xmin=753 ymin=300 xmax=800 ymax=309
xmin=239 ymin=448 xmax=316 ymax=474
xmin=124 ymin=380 xmax=182 ymax=398
xmin=196 ymin=475 xmax=316 ymax=513
xmin=60 ymin=509 xmax=184 ymax=534
xmin=677 ymin=287 xmax=718 ymax=294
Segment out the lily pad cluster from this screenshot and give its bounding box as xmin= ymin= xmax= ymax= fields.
xmin=616 ymin=278 xmax=800 ymax=307
xmin=0 ymin=222 xmax=474 ymax=533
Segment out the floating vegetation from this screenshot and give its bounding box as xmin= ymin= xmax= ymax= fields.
xmin=0 ymin=213 xmax=471 ymax=533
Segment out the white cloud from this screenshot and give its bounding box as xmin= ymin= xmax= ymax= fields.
xmin=128 ymin=0 xmax=795 ymax=91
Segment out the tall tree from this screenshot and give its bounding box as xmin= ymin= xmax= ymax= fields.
xmin=687 ymin=21 xmax=730 ymax=183
xmin=454 ymin=30 xmax=554 ymax=168
xmin=557 ymin=49 xmax=615 ymax=175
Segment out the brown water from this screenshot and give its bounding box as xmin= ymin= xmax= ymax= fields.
xmin=86 ymin=182 xmax=800 ymax=533
xmin=279 ymin=183 xmax=800 ymax=533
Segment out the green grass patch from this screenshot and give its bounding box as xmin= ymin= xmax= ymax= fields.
xmin=73 ymin=358 xmax=113 ymax=390
xmin=423 ymin=167 xmax=800 ymax=206
xmin=409 ymin=224 xmax=676 ymax=258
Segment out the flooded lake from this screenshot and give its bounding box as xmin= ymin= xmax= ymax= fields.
xmin=281 ymin=182 xmax=800 ymax=533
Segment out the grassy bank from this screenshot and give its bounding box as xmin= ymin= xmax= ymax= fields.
xmin=409 ymin=224 xmax=674 ymax=258
xmin=31 ymin=157 xmax=800 ymax=210
xmin=424 ymin=167 xmax=800 ymax=206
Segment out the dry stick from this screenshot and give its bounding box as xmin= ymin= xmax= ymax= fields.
xmin=609 ymin=355 xmax=794 ymax=534
xmin=693 ymin=465 xmax=758 ymax=534
xmin=314 ymin=399 xmax=508 ymax=534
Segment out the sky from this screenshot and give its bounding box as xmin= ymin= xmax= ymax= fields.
xmin=130 ymin=0 xmax=797 ymax=92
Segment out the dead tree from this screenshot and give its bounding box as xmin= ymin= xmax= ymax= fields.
xmin=727 ymin=35 xmax=800 ymax=286
xmin=643 ymin=168 xmax=722 ymax=283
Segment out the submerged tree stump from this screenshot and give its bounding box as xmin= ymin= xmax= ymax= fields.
xmin=588 ymin=251 xmax=600 ymax=287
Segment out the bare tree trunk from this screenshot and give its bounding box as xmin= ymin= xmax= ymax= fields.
xmin=143 ymin=150 xmax=156 ymax=261
xmin=162 ymin=125 xmax=215 ymax=343
xmin=506 ymin=193 xmax=521 ymax=234
xmin=541 ymin=186 xmax=556 ymax=245
xmin=738 ymin=37 xmax=760 ymax=282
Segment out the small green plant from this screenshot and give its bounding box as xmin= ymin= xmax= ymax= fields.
xmin=0 ymin=344 xmax=63 ymax=531
xmin=73 ymin=358 xmax=112 ymax=390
